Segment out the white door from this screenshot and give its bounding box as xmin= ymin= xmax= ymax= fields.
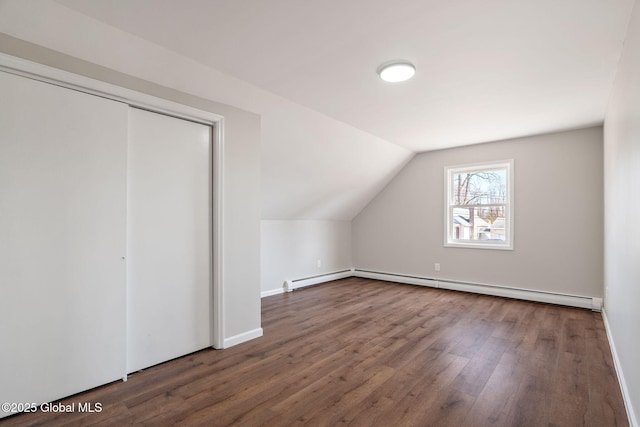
xmin=127 ymin=107 xmax=212 ymax=373
xmin=0 ymin=71 xmax=128 ymax=417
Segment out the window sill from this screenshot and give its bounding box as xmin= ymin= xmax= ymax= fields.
xmin=444 ymin=241 xmax=513 ymax=250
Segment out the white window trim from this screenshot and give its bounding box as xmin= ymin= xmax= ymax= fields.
xmin=444 ymin=159 xmax=514 ymax=250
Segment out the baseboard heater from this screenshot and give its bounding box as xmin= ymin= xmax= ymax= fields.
xmin=275 ymin=268 xmax=602 ymax=311
xmin=284 ymin=269 xmax=354 ymax=292
xmin=353 ymin=269 xmax=603 ymax=312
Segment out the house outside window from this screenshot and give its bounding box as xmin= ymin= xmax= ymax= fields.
xmin=444 ymin=160 xmax=514 ymax=250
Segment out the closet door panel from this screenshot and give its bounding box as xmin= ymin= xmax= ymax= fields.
xmin=0 ymin=71 xmax=127 ymax=416
xmin=127 ymin=108 xmax=212 ymax=373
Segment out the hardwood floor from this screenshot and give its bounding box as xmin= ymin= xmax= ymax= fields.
xmin=1 ymin=278 xmax=628 ymax=426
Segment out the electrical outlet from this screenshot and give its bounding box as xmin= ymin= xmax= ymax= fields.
xmin=435 ymin=263 xmax=440 ymax=272
xmin=317 ymin=259 xmax=322 ymax=268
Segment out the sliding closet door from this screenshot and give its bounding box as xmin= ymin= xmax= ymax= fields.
xmin=127 ymin=108 xmax=212 ymax=373
xmin=0 ymin=71 xmax=127 ymax=415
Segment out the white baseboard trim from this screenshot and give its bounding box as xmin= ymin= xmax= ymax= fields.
xmin=602 ymin=309 xmax=638 ymax=427
xmin=261 ymin=288 xmax=285 ymax=298
xmin=223 ymin=328 xmax=263 ymax=349
xmin=284 ymin=269 xmax=354 ymax=292
xmin=353 ymin=269 xmax=601 ymax=311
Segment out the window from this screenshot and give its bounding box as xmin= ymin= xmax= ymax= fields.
xmin=444 ymin=160 xmax=513 ymax=250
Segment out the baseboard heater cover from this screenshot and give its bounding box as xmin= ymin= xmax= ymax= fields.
xmin=284 ymin=269 xmax=354 ymax=292
xmin=272 ymin=268 xmax=602 ymax=311
xmin=354 ymin=269 xmax=440 ymax=288
xmin=353 ymin=269 xmax=602 ymax=311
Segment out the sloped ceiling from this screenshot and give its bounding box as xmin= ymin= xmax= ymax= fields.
xmin=1 ymin=0 xmax=634 ymax=219
xmin=56 ymin=0 xmax=633 ymax=150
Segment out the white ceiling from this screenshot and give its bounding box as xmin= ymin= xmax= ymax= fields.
xmin=0 ymin=0 xmax=635 ymax=221
xmin=57 ymin=0 xmax=633 ymax=152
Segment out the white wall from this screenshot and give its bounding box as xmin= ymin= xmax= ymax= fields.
xmin=0 ymin=0 xmax=413 ymax=221
xmin=0 ymin=35 xmax=261 ymax=343
xmin=603 ymin=0 xmax=640 ymax=424
xmin=353 ymin=127 xmax=604 ymax=298
xmin=261 ymin=220 xmax=352 ymax=295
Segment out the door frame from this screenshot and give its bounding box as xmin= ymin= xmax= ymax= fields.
xmin=0 ymin=52 xmax=225 ymax=350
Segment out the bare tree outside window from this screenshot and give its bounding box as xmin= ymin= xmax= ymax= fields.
xmin=445 ymin=161 xmax=513 ymax=249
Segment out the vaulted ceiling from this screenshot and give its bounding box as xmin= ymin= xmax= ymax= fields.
xmin=56 ymin=0 xmax=634 ymax=151
xmin=0 ymin=0 xmax=635 ymax=219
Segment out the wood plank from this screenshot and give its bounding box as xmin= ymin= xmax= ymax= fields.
xmin=463 ymin=351 xmax=525 ymax=426
xmin=0 ymin=278 xmax=629 ymax=426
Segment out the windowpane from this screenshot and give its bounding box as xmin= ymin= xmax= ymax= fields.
xmin=452 ymin=169 xmax=507 ymax=205
xmin=445 ymin=161 xmax=513 ymax=250
xmin=450 ymin=207 xmax=506 ymax=242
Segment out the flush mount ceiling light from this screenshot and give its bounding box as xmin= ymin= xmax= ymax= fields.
xmin=377 ymin=61 xmax=416 ymax=82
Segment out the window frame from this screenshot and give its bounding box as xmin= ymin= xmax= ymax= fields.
xmin=444 ymin=159 xmax=514 ymax=250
